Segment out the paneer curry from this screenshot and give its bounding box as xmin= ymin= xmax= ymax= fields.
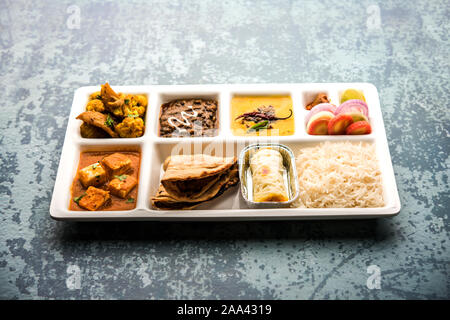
xmin=70 ymin=151 xmax=141 ymax=211
xmin=77 ymin=83 xmax=147 ymax=138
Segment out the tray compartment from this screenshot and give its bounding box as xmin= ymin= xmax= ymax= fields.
xmin=149 ymin=140 xmax=244 ymax=210
xmin=239 ymin=143 xmax=299 ymax=208
xmin=73 ymin=86 xmax=152 ymax=140
xmin=283 ymin=138 xmax=394 ymax=209
xmin=301 ymin=85 xmax=376 ymax=137
xmin=153 ymin=88 xmax=222 ymax=139
xmin=228 ymin=88 xmax=296 ymax=137
xmin=54 ymin=142 xmax=149 ymax=218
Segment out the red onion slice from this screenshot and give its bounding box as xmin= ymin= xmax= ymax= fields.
xmin=304 ymin=103 xmax=337 ymax=124
xmin=335 ymin=99 xmax=369 ymax=117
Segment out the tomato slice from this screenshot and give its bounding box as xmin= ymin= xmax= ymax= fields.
xmin=346 ymin=121 xmax=372 ymax=135
xmin=327 ymin=114 xmax=354 ymax=135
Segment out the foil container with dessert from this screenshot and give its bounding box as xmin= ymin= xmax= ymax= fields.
xmin=239 ymin=143 xmax=299 ymax=209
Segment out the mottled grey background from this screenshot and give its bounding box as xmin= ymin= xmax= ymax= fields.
xmin=0 ymin=0 xmax=448 ymax=300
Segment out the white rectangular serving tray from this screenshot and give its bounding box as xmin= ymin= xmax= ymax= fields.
xmin=50 ymin=83 xmax=401 ymax=221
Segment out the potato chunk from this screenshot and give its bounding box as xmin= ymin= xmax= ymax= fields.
xmin=107 ymin=175 xmax=137 ymax=199
xmin=78 ymin=162 xmax=107 ymax=188
xmin=101 ymin=153 xmax=132 ymax=176
xmin=78 ymin=186 xmax=110 ymax=211
xmin=79 ymin=123 xmax=109 ymax=138
xmin=76 ymin=111 xmax=119 ymax=138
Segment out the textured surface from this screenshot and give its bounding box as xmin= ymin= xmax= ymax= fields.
xmin=0 ymin=0 xmax=449 ymax=299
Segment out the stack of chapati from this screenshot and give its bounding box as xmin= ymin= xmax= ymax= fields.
xmin=152 ymin=154 xmax=239 ymax=210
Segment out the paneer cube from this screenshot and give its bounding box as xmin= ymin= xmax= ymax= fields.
xmin=78 ymin=186 xmax=110 ymax=211
xmin=107 ymin=175 xmax=137 ymax=199
xmin=101 ymin=153 xmax=132 ymax=177
xmin=78 ymin=162 xmax=107 ymax=188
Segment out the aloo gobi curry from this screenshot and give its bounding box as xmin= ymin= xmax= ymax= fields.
xmin=77 ymin=83 xmax=148 ymax=138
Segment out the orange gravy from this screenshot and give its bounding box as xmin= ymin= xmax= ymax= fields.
xmin=69 ymin=151 xmax=141 ymax=211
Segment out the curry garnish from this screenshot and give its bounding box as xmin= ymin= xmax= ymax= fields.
xmin=105 ymin=114 xmax=114 ymax=128
xmin=73 ymin=193 xmax=86 ymax=204
xmin=247 ymin=120 xmax=270 ymax=133
xmin=236 ymin=106 xmax=292 ymax=133
xmin=114 ymin=174 xmax=128 ymax=181
xmin=235 ymin=106 xmax=292 ymax=123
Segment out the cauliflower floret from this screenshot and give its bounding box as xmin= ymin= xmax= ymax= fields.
xmin=86 ymin=99 xmax=105 ymax=112
xmin=89 ymin=91 xmax=102 ymax=100
xmin=111 ymin=106 xmax=124 ymax=118
xmin=115 ymin=117 xmax=145 ymax=138
xmin=128 ymin=105 xmax=146 ymax=117
xmin=135 ymin=95 xmax=148 ymax=107
xmin=122 ymin=94 xmax=146 ymax=117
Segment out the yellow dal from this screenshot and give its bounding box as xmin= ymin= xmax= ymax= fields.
xmin=231 ymin=95 xmax=295 ymax=136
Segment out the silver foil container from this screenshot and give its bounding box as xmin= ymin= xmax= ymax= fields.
xmin=239 ymin=143 xmax=300 ymax=209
